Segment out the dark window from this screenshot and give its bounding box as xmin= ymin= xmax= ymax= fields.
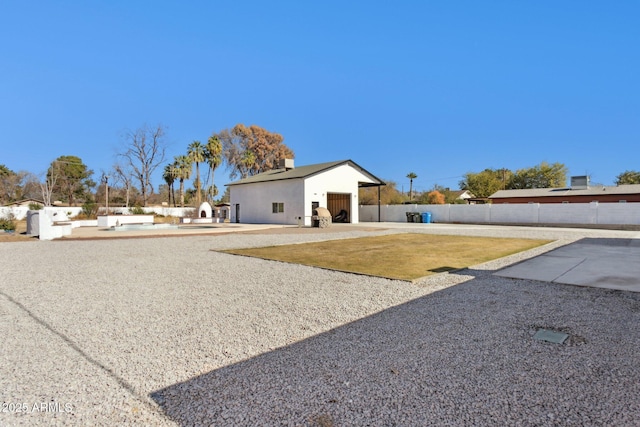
xmin=272 ymin=202 xmax=284 ymax=213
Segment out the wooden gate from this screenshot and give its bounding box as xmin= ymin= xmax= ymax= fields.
xmin=327 ymin=193 xmax=351 ymax=222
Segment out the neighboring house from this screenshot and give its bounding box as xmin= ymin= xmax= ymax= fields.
xmin=448 ymin=190 xmax=474 ymax=203
xmin=490 ymin=183 xmax=640 ymax=204
xmin=4 ymin=198 xmax=44 ymax=208
xmin=227 ymin=159 xmax=385 ymax=225
xmin=451 ymin=190 xmax=473 ymax=200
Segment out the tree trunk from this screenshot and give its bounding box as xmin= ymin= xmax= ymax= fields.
xmin=180 ymin=179 xmax=185 ymax=207
xmin=195 ymin=162 xmax=201 ymax=206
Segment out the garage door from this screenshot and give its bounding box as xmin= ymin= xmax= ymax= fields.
xmin=327 ymin=193 xmax=350 ymax=222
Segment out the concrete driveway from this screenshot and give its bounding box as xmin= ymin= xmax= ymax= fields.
xmin=495 ymin=237 xmax=640 ymax=292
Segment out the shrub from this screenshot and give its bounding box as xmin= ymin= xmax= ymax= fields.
xmin=130 ymin=206 xmax=145 ymax=215
xmin=28 ymin=202 xmax=43 ymax=210
xmin=81 ymin=201 xmax=98 ymax=219
xmin=0 ymin=214 xmax=16 ymax=231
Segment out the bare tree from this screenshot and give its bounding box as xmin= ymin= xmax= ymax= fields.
xmin=119 ymin=124 xmax=167 ymax=206
xmin=112 ymin=163 xmax=134 ymax=208
xmin=40 ymin=162 xmax=61 ymax=206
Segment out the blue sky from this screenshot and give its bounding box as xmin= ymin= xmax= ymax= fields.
xmin=2 ymin=1 xmax=638 ymax=194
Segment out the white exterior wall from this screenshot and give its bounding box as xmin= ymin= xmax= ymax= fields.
xmin=230 ymin=179 xmax=304 ymax=224
xmin=360 ymin=202 xmax=640 ymax=226
xmin=304 ymin=164 xmax=374 ymax=225
xmin=228 ymin=164 xmax=378 ymax=226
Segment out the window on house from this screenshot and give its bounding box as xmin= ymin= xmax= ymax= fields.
xmin=272 ymin=202 xmax=284 ymax=213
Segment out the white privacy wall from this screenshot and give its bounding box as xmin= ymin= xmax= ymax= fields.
xmin=304 ymin=164 xmax=372 ymax=225
xmin=230 ymin=179 xmax=304 ymax=224
xmin=359 ymin=202 xmax=640 ymax=226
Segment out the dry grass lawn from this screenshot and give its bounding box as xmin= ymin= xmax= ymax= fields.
xmin=222 ymin=233 xmax=552 ymax=281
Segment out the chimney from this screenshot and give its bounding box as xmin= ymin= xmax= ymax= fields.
xmin=279 ymin=158 xmax=294 ymax=170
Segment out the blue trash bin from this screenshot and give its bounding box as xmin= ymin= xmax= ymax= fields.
xmin=422 ymin=212 xmax=432 ymax=224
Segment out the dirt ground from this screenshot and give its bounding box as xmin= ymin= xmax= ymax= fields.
xmin=0 ymin=220 xmax=35 ymax=243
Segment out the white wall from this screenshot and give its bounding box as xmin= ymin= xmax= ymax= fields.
xmin=304 ymin=164 xmax=368 ymax=225
xmin=230 ymin=179 xmax=304 ymax=224
xmin=1 ymin=206 xmax=84 ymax=221
xmin=103 ymin=207 xmax=196 ymax=217
xmin=228 ymin=164 xmax=379 ymax=226
xmin=360 ymin=202 xmax=640 ymax=226
xmin=0 ymin=206 xmax=198 ymax=221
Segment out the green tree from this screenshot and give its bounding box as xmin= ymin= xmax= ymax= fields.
xmin=359 ymin=180 xmax=403 ymax=205
xmin=510 ymin=162 xmax=567 ymax=189
xmin=216 ymin=186 xmax=230 ymax=204
xmin=0 ymin=164 xmax=12 ymax=177
xmin=187 ymin=140 xmax=206 ymax=206
xmin=174 ymin=155 xmax=192 ymax=207
xmin=205 ymin=134 xmax=223 ymax=203
xmin=459 ymin=169 xmax=507 ymax=198
xmin=0 ymin=165 xmax=17 ymax=204
xmin=215 ymin=124 xmax=294 ymax=179
xmin=406 ymin=172 xmax=417 ymax=201
xmin=615 ymin=170 xmax=640 ymax=185
xmin=163 ymin=163 xmax=178 ymax=206
xmin=47 ymin=156 xmax=95 ymax=206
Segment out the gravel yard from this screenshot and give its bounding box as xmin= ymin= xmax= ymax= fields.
xmin=1 ymin=224 xmax=639 ymax=426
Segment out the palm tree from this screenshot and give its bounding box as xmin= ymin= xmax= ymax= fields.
xmin=163 ymin=163 xmax=177 ymax=207
xmin=174 ymin=155 xmax=192 ymax=207
xmin=407 ymin=172 xmax=418 ymax=201
xmin=205 ymin=135 xmax=223 ymax=203
xmin=187 ymin=140 xmax=206 ymax=206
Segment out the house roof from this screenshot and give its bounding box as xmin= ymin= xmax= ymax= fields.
xmin=449 ymin=189 xmax=474 ymax=199
xmin=5 ymin=198 xmax=44 ymax=207
xmin=490 ymin=184 xmax=640 ymax=199
xmin=226 ymin=159 xmax=385 ymax=187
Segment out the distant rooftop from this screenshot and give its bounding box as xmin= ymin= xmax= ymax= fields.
xmin=490 ymin=184 xmax=640 ymax=199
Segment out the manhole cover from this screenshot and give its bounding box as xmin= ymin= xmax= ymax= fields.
xmin=533 ymin=329 xmax=569 ymax=344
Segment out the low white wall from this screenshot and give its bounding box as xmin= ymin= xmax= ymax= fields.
xmin=1 ymin=206 xmax=83 ymax=220
xmin=26 ymin=211 xmax=73 ymax=240
xmin=360 ymin=202 xmax=640 ymax=226
xmin=97 ymin=215 xmax=155 ymax=227
xmin=102 ymin=207 xmax=196 ymax=217
xmin=1 ymin=205 xmax=199 ymax=220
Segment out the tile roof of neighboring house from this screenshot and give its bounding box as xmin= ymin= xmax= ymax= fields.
xmin=226 ymin=159 xmax=385 ymax=187
xmin=490 ymin=184 xmax=640 ymax=199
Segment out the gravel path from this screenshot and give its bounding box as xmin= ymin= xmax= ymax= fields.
xmin=1 ymin=224 xmax=639 ymax=426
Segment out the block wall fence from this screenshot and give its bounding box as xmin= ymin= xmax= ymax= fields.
xmin=359 ymin=202 xmax=640 ymax=226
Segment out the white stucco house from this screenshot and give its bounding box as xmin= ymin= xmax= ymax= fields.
xmin=226 ymin=159 xmax=385 ymax=226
